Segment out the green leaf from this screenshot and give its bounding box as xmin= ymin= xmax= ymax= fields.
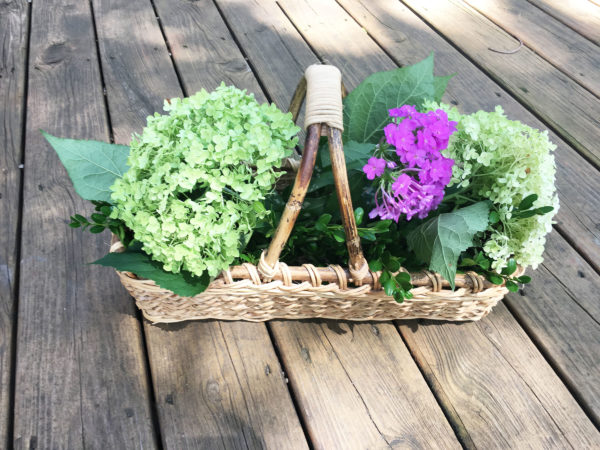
xmin=369 ymin=260 xmax=383 ymax=272
xmin=516 ymin=209 xmax=537 ymax=219
xmin=383 ymin=278 xmax=396 ymax=297
xmin=488 ymin=274 xmax=504 ymax=285
xmin=89 ymin=225 xmax=106 ymax=234
xmin=92 ymin=248 xmax=211 ymax=297
xmin=459 ymin=257 xmax=476 ymax=267
xmin=502 ymin=258 xmax=517 ymax=276
xmin=535 ymin=206 xmax=554 ymax=215
xmin=354 ymin=207 xmax=364 ymax=226
xmin=91 ymin=213 xmax=106 ymax=223
xmin=407 ymin=201 xmax=490 ymax=289
xmin=506 ymin=280 xmax=519 ymax=292
xmin=386 ymin=257 xmax=401 ymax=272
xmin=380 ymin=271 xmax=391 ymax=284
xmin=395 ymin=272 xmax=411 ymax=283
xmin=359 ymin=230 xmax=377 ymax=241
xmin=393 ymin=291 xmax=405 ymax=303
xmin=318 ymin=213 xmax=332 ymax=225
xmin=42 ymin=131 xmax=129 ymax=202
xmin=517 ymin=275 xmax=531 ymax=284
xmin=433 ymin=74 xmax=453 ymax=100
xmin=343 ymin=53 xmax=444 ymax=143
xmin=73 ymin=214 xmax=88 ymax=224
xmin=518 ymin=193 xmax=538 ymax=211
xmin=333 ymin=229 xmax=346 ymax=243
xmin=489 ymin=210 xmax=500 ymax=224
xmin=68 ymin=221 xmax=81 ymax=228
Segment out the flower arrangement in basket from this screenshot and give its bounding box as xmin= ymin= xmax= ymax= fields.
xmin=46 ymin=55 xmax=558 ymax=322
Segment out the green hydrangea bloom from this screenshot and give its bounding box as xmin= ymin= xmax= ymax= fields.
xmin=111 ymin=84 xmax=299 ymax=277
xmin=425 ymin=102 xmax=559 ymax=271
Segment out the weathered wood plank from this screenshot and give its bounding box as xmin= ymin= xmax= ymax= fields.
xmin=399 ymin=0 xmax=600 ymax=170
xmin=12 ymin=0 xmax=158 ymax=448
xmin=213 ymin=1 xmax=465 ymax=447
xmin=504 ymin=232 xmax=600 ymax=424
xmin=527 ymin=0 xmax=600 ymax=46
xmin=0 ymin=1 xmax=28 ymax=446
xmin=0 ymin=0 xmax=28 ymax=446
xmin=277 ymin=0 xmax=600 ymax=443
xmin=153 ymin=0 xmax=264 ymax=99
xmin=400 ymin=304 xmax=600 ymax=448
xmin=213 ymin=0 xmax=316 ymax=111
xmin=146 ymin=321 xmax=308 ymax=449
xmin=332 ymin=0 xmax=600 ymax=414
xmin=464 ymin=0 xmax=600 ymax=97
xmin=91 ymin=0 xmax=307 ymax=446
xmin=270 ymin=320 xmax=461 ymax=448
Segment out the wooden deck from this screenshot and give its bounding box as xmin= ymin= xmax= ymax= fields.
xmin=1 ymin=0 xmax=600 ymax=448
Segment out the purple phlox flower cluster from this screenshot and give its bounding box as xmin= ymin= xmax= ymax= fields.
xmin=364 ymin=105 xmax=457 ymax=221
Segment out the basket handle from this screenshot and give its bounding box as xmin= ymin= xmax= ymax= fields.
xmin=258 ymin=65 xmax=369 ymax=286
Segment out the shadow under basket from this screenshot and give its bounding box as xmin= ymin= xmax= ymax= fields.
xmin=111 ymin=65 xmax=521 ymax=324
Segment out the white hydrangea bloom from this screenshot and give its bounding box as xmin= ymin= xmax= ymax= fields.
xmin=425 ymin=101 xmax=559 ymax=271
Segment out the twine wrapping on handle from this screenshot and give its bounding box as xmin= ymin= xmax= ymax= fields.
xmin=304 ymin=65 xmax=344 ymax=131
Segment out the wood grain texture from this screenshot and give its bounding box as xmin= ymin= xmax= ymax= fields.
xmin=214 ymin=0 xmax=317 ymax=112
xmin=214 ymin=1 xmax=461 ymax=447
xmin=399 ymin=304 xmax=600 ymax=448
xmin=270 ymin=320 xmax=461 ymax=449
xmin=146 ymin=321 xmax=307 ymax=449
xmin=400 ymin=0 xmax=600 ymax=169
xmin=0 ymin=0 xmax=28 ymax=446
xmin=12 ymin=0 xmax=157 ymax=448
xmin=154 ymin=0 xmax=265 ymax=100
xmin=505 ymin=231 xmax=600 ymax=425
xmin=336 ymin=0 xmax=600 ymax=274
xmin=92 ymin=0 xmax=307 ymax=446
xmin=277 ymin=0 xmax=600 ymax=444
xmin=527 ymin=0 xmax=600 ymax=46
xmin=463 ymin=0 xmax=600 ymax=97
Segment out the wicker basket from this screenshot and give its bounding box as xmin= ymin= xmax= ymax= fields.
xmin=111 ymin=65 xmax=519 ymax=323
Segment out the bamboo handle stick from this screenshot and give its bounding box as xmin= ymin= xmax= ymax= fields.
xmin=262 ymin=123 xmax=322 ymax=269
xmin=327 ymin=126 xmax=368 ymax=277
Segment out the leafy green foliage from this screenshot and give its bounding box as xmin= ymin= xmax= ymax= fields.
xmin=69 ymin=201 xmax=134 ymax=246
xmin=93 ymin=243 xmax=210 ymax=297
xmin=407 ymin=201 xmax=490 ymax=289
xmin=459 ymin=253 xmax=531 ymax=293
xmin=42 ymin=131 xmax=129 ymax=203
xmin=110 ymin=84 xmax=299 ymax=278
xmin=342 ymin=53 xmax=447 ymax=144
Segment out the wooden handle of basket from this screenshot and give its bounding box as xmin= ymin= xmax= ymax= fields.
xmin=260 ymin=65 xmax=368 ymax=285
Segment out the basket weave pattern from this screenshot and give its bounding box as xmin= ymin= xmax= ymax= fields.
xmin=113 ymin=65 xmax=517 ymax=323
xmin=117 ymin=269 xmax=510 ymax=323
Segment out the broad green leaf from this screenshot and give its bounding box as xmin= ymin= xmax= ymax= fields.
xmin=342 ymin=53 xmax=444 ymax=144
xmin=93 ymin=247 xmax=211 ymax=297
xmin=42 ymin=131 xmax=129 ymax=202
xmin=407 ymin=201 xmax=490 ymax=289
xmin=433 ymin=74 xmax=453 ymax=100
